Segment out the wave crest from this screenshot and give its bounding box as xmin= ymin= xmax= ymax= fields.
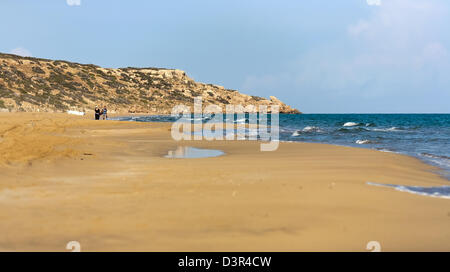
xmin=291 ymin=126 xmax=322 ymax=136
xmin=370 ymin=127 xmax=401 ymax=132
xmin=356 ymin=139 xmax=372 ymax=144
xmin=421 ymin=153 xmax=450 ymax=160
xmin=343 ymin=122 xmax=361 ymax=127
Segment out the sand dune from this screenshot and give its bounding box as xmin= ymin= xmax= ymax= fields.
xmin=0 ymin=113 xmax=449 ymax=251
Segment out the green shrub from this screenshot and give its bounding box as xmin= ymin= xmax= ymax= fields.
xmin=32 ymin=66 xmax=45 ymax=74
xmin=251 ymin=95 xmax=265 ymax=101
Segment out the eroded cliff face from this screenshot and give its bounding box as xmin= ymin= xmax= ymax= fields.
xmin=0 ymin=53 xmax=300 ymax=114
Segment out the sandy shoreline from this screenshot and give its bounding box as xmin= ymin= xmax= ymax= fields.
xmin=0 ymin=112 xmax=449 ymax=251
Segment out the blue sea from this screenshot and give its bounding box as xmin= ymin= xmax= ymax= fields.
xmin=279 ymin=114 xmax=450 ymax=179
xmin=115 ymin=114 xmax=450 ymax=198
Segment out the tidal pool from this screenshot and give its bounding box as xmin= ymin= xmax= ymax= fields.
xmin=165 ymin=146 xmax=224 ymax=159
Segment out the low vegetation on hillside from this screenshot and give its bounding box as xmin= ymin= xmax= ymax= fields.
xmin=0 ymin=53 xmax=300 ymax=114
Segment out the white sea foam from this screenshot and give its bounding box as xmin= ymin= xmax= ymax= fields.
xmin=371 ymin=127 xmax=401 ymax=132
xmin=343 ymin=122 xmax=359 ymax=127
xmin=291 ymin=126 xmax=322 ymax=136
xmin=421 ymin=157 xmax=450 ymax=168
xmin=190 ymin=116 xmax=211 ymax=121
xmin=367 ymin=182 xmax=450 ymax=199
xmin=356 ymin=140 xmax=371 ymax=144
xmin=376 ymin=148 xmax=399 ymax=154
xmin=421 ymin=153 xmax=450 ymax=160
xmin=303 ymin=126 xmax=321 ymax=132
xmin=234 ymin=118 xmax=247 ymax=124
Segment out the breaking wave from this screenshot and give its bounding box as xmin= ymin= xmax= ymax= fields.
xmin=367 ymin=182 xmax=450 ymax=199
xmin=343 ymin=122 xmax=361 ymax=127
xmin=356 ymin=139 xmax=372 ymax=144
xmin=291 ymin=126 xmax=322 ymax=136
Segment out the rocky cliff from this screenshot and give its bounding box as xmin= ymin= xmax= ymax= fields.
xmin=0 ymin=53 xmax=300 ymax=114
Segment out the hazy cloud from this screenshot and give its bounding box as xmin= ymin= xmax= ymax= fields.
xmin=10 ymin=47 xmax=32 ymax=57
xmin=366 ymin=0 xmax=381 ymax=6
xmin=66 ymin=0 xmax=81 ymax=6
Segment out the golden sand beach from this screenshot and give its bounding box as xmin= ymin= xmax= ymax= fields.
xmin=0 ymin=113 xmax=449 ymax=251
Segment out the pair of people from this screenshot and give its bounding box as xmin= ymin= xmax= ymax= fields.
xmin=94 ymin=106 xmax=108 ymax=120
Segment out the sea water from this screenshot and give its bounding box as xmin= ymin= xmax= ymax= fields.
xmin=277 ymin=114 xmax=450 ymax=180
xmin=115 ymin=114 xmax=450 ymax=197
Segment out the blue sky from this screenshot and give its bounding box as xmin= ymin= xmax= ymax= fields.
xmin=1 ymin=0 xmax=449 ymax=113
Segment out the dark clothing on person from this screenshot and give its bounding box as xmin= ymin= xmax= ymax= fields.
xmin=95 ymin=108 xmax=101 ymax=120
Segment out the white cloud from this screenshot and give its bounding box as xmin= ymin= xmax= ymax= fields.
xmin=66 ymin=0 xmax=81 ymax=6
xmin=367 ymin=0 xmax=382 ymax=6
xmin=10 ymin=47 xmax=32 ymax=57
xmin=242 ymin=0 xmax=450 ymax=112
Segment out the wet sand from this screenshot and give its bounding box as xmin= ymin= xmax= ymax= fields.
xmin=0 ymin=112 xmax=449 ymax=251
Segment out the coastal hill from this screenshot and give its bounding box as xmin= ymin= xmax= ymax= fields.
xmin=0 ymin=53 xmax=300 ymax=114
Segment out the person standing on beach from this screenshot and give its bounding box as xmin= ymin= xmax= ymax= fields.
xmin=95 ymin=106 xmax=101 ymax=120
xmin=102 ymin=105 xmax=108 ymax=120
